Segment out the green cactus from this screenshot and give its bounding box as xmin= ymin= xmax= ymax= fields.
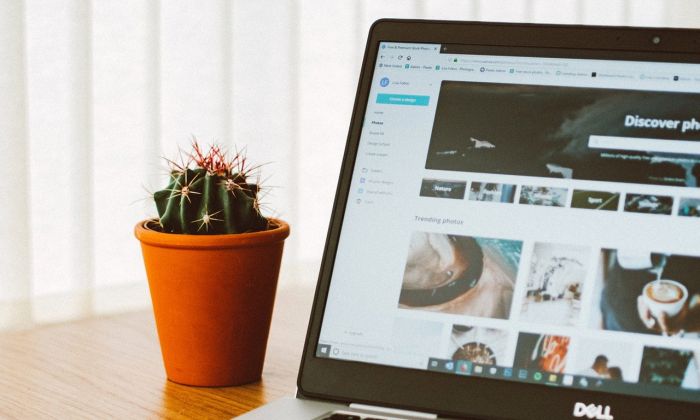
xmin=152 ymin=142 xmax=269 ymax=234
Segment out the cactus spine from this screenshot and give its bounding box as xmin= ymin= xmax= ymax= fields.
xmin=153 ymin=142 xmax=269 ymax=234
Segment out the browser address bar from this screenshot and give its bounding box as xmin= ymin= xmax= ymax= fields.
xmin=588 ymin=135 xmax=700 ymax=155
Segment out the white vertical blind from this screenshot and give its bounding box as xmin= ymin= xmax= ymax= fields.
xmin=580 ymin=0 xmax=626 ymax=25
xmin=67 ymin=0 xmax=93 ymax=318
xmin=297 ymin=1 xmax=365 ymax=262
xmin=530 ymin=0 xmax=581 ymax=23
xmin=628 ymin=0 xmax=666 ymax=25
xmin=421 ymin=0 xmax=479 ymax=20
xmin=667 ymin=1 xmax=700 ymax=27
xmin=479 ymin=0 xmax=530 ymax=21
xmin=0 ymin=1 xmax=31 ymax=327
xmin=2 ymin=0 xmax=700 ymax=330
xmin=92 ymin=0 xmax=155 ymax=292
xmin=231 ymin=0 xmax=300 ymax=262
xmin=26 ymin=0 xmax=90 ymax=304
xmin=144 ymin=0 xmax=162 ymax=190
xmin=160 ymin=1 xmax=229 ymax=145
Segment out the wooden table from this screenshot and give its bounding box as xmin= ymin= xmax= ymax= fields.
xmin=0 ymin=284 xmax=315 ymax=419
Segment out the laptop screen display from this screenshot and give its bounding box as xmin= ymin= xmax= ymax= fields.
xmin=317 ymin=41 xmax=700 ymax=404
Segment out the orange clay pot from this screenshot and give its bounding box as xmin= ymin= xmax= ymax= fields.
xmin=134 ymin=218 xmax=289 ymax=387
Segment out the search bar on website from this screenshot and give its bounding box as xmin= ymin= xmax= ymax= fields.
xmin=588 ymin=135 xmax=700 ymax=155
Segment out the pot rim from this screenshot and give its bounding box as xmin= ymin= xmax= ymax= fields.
xmin=135 ymin=218 xmax=290 ymax=249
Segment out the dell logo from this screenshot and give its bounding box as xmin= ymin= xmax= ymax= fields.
xmin=573 ymin=402 xmax=613 ymax=420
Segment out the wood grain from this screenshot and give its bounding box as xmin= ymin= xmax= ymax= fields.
xmin=0 ymin=285 xmax=314 ymax=419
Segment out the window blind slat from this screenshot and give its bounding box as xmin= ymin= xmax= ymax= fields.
xmin=0 ymin=0 xmax=32 ymax=328
xmin=67 ymin=0 xmax=94 ymax=312
xmin=231 ymin=0 xmax=299 ymax=263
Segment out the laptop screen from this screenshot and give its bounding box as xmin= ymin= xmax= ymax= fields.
xmin=316 ymin=41 xmax=700 ymax=405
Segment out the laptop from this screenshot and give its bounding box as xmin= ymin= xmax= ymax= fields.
xmin=241 ymin=19 xmax=700 ymax=419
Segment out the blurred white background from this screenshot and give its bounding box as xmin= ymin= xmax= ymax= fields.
xmin=2 ymin=0 xmax=700 ymax=330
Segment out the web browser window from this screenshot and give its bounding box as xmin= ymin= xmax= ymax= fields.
xmin=317 ymin=42 xmax=700 ymax=404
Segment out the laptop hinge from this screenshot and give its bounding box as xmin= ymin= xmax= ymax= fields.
xmin=349 ymin=403 xmax=438 ymax=419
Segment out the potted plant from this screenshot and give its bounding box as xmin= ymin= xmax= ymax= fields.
xmin=135 ymin=141 xmax=289 ymax=387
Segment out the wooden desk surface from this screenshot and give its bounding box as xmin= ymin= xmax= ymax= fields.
xmin=0 ymin=285 xmax=315 ymax=419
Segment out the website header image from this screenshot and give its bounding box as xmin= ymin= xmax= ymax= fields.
xmin=425 ymin=81 xmax=700 ymax=188
xmin=590 ymin=249 xmax=700 ymax=339
xmin=399 ymin=232 xmax=522 ymax=320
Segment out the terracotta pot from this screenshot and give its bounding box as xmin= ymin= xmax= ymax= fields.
xmin=134 ymin=218 xmax=290 ymax=387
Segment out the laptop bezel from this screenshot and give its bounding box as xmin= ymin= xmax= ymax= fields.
xmin=297 ymin=19 xmax=700 ymax=419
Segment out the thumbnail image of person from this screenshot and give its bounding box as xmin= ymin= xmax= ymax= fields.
xmin=639 ymin=347 xmax=700 ymax=389
xmin=520 ymin=243 xmax=590 ymax=326
xmin=607 ymin=366 xmax=623 ymax=381
xmin=449 ymin=325 xmax=508 ymax=366
xmin=399 ymin=232 xmax=522 ymax=320
xmin=578 ymin=357 xmax=623 ymax=381
xmin=513 ymin=332 xmax=570 ymax=373
xmin=596 ymin=249 xmax=700 ymax=338
xmin=579 ymin=355 xmax=609 ymax=378
xmin=569 ymin=338 xmax=639 ymax=382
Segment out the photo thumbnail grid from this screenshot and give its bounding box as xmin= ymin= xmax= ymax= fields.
xmin=397 ymin=231 xmax=700 ymax=390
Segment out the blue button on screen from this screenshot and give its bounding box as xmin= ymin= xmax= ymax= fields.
xmin=376 ymin=93 xmax=430 ymax=106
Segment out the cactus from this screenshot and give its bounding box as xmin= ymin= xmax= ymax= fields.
xmin=152 ymin=142 xmax=269 ymax=235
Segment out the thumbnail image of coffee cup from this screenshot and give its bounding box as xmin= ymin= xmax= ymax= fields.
xmin=643 ymin=279 xmax=688 ymax=319
xmin=513 ymin=332 xmax=571 ymax=374
xmin=468 ymin=182 xmax=516 ymax=203
xmin=449 ymin=324 xmax=509 ymax=366
xmin=623 ymin=194 xmax=673 ymax=215
xmin=678 ymin=197 xmax=700 ymax=217
xmin=591 ymin=249 xmax=700 ymax=339
xmin=519 ymin=185 xmax=568 ymax=207
xmin=571 ymin=190 xmax=620 ymax=211
xmin=399 ymin=232 xmax=522 ymax=320
xmin=419 ymin=178 xmax=467 ymax=200
xmin=520 ymin=242 xmax=591 ymax=326
xmin=639 ymin=346 xmax=700 ymax=389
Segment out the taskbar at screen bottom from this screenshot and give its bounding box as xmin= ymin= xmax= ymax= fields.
xmin=426 ymin=357 xmax=700 ymax=405
xmin=314 ymin=342 xmax=700 ymax=406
